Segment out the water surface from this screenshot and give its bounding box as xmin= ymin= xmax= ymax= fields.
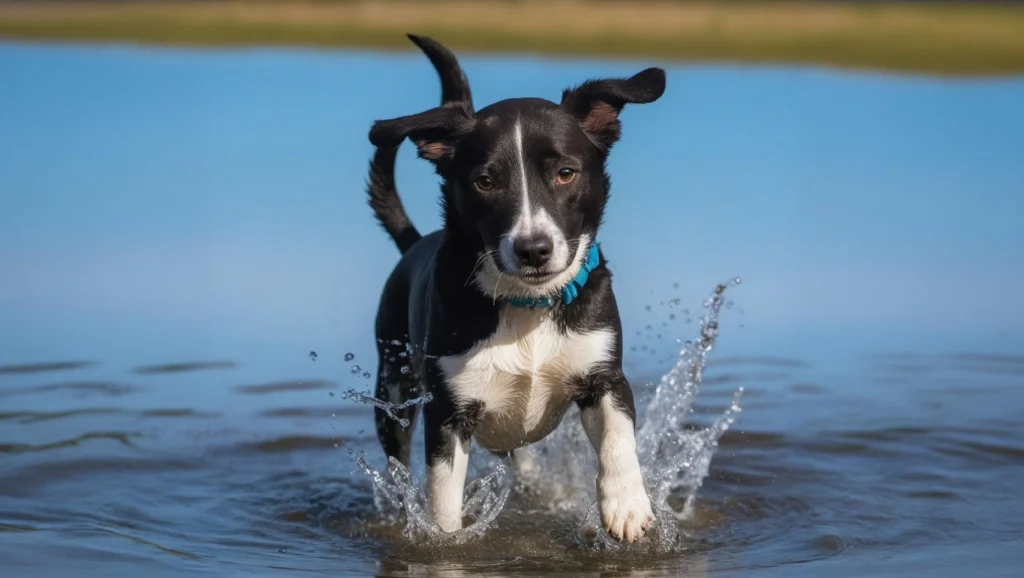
xmin=1 ymin=43 xmax=1023 ymax=577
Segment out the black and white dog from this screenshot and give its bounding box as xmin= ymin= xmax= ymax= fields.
xmin=365 ymin=35 xmax=665 ymax=543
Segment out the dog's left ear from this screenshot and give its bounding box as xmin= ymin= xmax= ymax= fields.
xmin=369 ymin=102 xmax=475 ymax=166
xmin=560 ymin=67 xmax=666 ymax=152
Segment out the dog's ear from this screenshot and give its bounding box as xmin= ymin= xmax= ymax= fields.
xmin=368 ymin=102 xmax=474 ymax=164
xmin=559 ymin=67 xmax=666 ymax=151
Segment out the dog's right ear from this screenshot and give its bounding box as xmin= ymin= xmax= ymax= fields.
xmin=368 ymin=103 xmax=474 ymax=164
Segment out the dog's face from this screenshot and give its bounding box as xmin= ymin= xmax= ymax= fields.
xmin=369 ymin=68 xmax=666 ymax=299
xmin=448 ymin=98 xmax=607 ymax=298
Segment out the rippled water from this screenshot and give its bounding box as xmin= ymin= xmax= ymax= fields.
xmin=2 ymin=43 xmax=1024 ymax=577
xmin=3 ymin=282 xmax=1023 ymax=576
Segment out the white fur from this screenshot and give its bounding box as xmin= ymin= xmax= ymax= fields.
xmin=511 ymin=446 xmax=538 ymax=478
xmin=477 ymin=232 xmax=592 ymax=301
xmin=513 ymin=119 xmax=532 ymax=233
xmin=427 ymin=435 xmax=471 ymax=533
xmin=581 ymin=395 xmax=654 ymax=543
xmin=495 ymin=119 xmax=571 ymax=277
xmin=437 ymin=308 xmax=615 ymax=453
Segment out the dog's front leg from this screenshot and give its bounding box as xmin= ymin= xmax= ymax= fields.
xmin=579 ymin=372 xmax=654 ymax=543
xmin=423 ymin=395 xmax=478 ymax=533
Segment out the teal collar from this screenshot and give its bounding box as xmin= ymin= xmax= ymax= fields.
xmin=506 ymin=242 xmax=600 ymax=308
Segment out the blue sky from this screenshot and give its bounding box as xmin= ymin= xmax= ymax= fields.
xmin=1 ymin=43 xmax=1022 ymax=372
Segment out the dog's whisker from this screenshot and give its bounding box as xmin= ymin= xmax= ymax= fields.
xmin=492 ymin=274 xmax=501 ymax=305
xmin=466 ymin=249 xmax=499 ymax=288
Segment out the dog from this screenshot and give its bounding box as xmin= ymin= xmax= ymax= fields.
xmin=365 ymin=34 xmax=665 ymax=543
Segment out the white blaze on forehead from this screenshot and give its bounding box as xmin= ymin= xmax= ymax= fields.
xmin=497 ymin=118 xmax=570 ymax=276
xmin=513 ymin=119 xmax=532 ymax=233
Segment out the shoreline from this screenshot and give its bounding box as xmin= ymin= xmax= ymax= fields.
xmin=1 ymin=1 xmax=1023 ymax=76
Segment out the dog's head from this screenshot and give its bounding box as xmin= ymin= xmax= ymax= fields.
xmin=369 ymin=57 xmax=665 ymax=300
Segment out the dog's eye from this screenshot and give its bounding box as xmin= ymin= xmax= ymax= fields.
xmin=474 ymin=176 xmax=494 ymax=191
xmin=556 ymin=168 xmax=577 ymax=185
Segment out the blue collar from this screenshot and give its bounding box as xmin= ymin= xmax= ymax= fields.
xmin=506 ymin=242 xmax=600 ymax=308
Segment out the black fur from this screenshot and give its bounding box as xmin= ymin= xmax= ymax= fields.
xmin=370 ymin=36 xmax=474 ymax=451
xmin=365 ymin=35 xmax=666 ymax=473
xmin=366 ymin=35 xmax=473 ymax=255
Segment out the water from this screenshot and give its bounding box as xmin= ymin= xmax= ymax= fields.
xmin=2 ymin=43 xmax=1024 ymax=577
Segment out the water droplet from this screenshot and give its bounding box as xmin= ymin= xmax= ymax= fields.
xmin=400 ymin=366 xmax=411 ymax=375
xmin=732 ymin=276 xmax=742 ymax=285
xmin=726 ymin=300 xmax=735 ymax=309
xmin=390 ymin=339 xmax=403 ymax=346
xmin=669 ymin=314 xmax=676 ymax=320
xmin=350 ymin=365 xmax=361 ymax=374
xmin=331 ymin=413 xmax=336 ymax=418
xmin=278 ymin=547 xmax=288 ymax=553
xmin=328 ymin=391 xmax=335 ymax=397
xmin=344 ymin=353 xmax=355 ymax=362
xmin=673 ymin=282 xmax=680 ymax=289
xmin=645 ymin=324 xmax=653 ymax=331
xmin=645 ymin=305 xmax=652 ymax=312
xmin=308 ymin=351 xmax=317 ymax=361
xmin=630 ymin=346 xmax=637 ymax=352
xmin=363 ymin=371 xmax=372 ymax=379
xmin=669 ymin=298 xmax=681 ymax=307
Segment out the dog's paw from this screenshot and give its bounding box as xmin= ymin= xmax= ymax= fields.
xmin=597 ymin=473 xmax=655 ymax=543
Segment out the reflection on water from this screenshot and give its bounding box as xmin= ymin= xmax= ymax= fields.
xmin=0 ymin=361 xmax=97 ymax=374
xmin=132 ymin=361 xmax=238 ymax=374
xmin=0 ymin=381 xmax=143 ymax=399
xmin=233 ymin=379 xmax=336 ymax=395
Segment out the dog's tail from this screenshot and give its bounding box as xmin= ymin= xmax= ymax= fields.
xmin=367 ymin=34 xmax=473 ymax=255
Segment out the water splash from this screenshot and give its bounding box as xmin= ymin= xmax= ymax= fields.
xmin=350 ymin=280 xmax=743 ymax=548
xmin=353 ymin=451 xmax=512 ymax=544
xmin=340 ymin=388 xmax=433 ymax=429
xmin=637 ymin=278 xmax=744 ymax=515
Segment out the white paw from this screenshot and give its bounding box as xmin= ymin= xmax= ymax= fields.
xmin=597 ymin=473 xmax=655 ymax=543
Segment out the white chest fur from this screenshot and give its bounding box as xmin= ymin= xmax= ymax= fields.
xmin=437 ymin=307 xmax=615 ymax=453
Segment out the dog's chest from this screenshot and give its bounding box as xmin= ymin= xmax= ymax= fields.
xmin=437 ymin=309 xmax=614 ymax=452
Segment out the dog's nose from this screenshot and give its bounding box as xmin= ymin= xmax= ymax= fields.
xmin=513 ymin=234 xmax=553 ymax=268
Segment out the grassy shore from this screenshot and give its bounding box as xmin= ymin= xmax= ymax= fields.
xmin=1 ymin=1 xmax=1023 ymax=76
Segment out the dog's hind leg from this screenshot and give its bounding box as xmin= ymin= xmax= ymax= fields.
xmin=373 ymin=346 xmax=421 ymax=467
xmin=373 ymin=269 xmax=421 ymax=467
